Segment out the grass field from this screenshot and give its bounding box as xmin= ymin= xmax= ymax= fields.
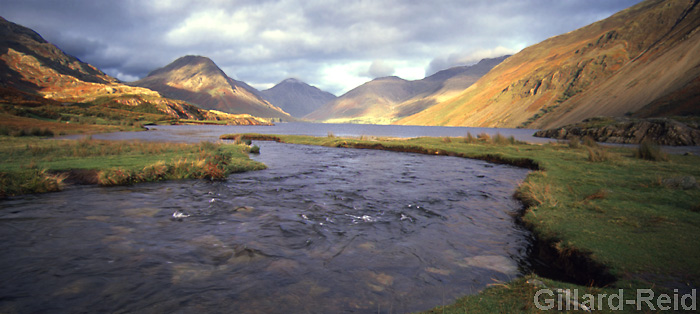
xmin=222 ymin=133 xmax=700 ymax=313
xmin=0 ymin=136 xmax=265 ymax=197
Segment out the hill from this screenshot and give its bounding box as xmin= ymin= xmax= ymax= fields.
xmin=132 ymin=56 xmax=294 ymax=120
xmin=260 ymin=78 xmax=336 ymax=118
xmin=305 ymin=56 xmax=507 ymax=124
xmin=397 ymin=0 xmax=700 ymax=129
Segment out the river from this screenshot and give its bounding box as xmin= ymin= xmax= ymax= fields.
xmin=1 ymin=124 xmax=532 ymax=313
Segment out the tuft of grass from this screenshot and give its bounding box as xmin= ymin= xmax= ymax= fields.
xmin=515 ymin=171 xmax=558 ymax=208
xmin=0 ymin=168 xmax=67 ymax=197
xmin=476 ymin=132 xmax=491 ymax=142
xmin=327 ymin=131 xmax=335 ymax=138
xmin=492 ymin=132 xmax=519 ymax=145
xmin=584 ymin=188 xmax=609 ymax=201
xmin=635 ymin=140 xmax=668 ymax=161
xmin=442 ymin=136 xmax=452 ymax=143
xmin=249 ymin=145 xmax=260 ymax=154
xmin=586 ymin=146 xmax=613 ymax=162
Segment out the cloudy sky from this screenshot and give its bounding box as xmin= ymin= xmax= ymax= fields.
xmin=3 ymin=0 xmax=642 ymax=95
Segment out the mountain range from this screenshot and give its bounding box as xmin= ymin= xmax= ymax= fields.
xmin=2 ymin=0 xmax=698 ymax=130
xmin=305 ymin=56 xmax=508 ymax=124
xmin=397 ymin=0 xmax=700 ymax=128
xmin=259 ymin=78 xmax=337 ymax=118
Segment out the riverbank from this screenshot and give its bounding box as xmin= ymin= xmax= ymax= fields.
xmin=0 ymin=136 xmax=265 ymax=198
xmin=223 ymin=133 xmax=700 ymax=313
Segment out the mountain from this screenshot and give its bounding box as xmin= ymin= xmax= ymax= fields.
xmin=397 ymin=0 xmax=700 ymax=128
xmin=132 ymin=56 xmax=294 ymax=120
xmin=259 ymin=78 xmax=336 ymax=117
xmin=305 ymin=56 xmax=507 ymax=124
xmin=0 ymin=17 xmax=271 ymax=126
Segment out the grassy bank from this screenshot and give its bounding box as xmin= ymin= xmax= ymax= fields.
xmin=222 ymin=133 xmax=700 ymax=313
xmin=0 ymin=136 xmax=265 ymax=197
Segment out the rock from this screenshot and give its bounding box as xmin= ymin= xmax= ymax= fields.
xmin=662 ymin=176 xmax=699 ymax=190
xmin=534 ymin=117 xmax=700 ymax=146
xmin=459 ymin=255 xmax=518 ymax=275
xmin=190 ymin=235 xmax=234 ymax=264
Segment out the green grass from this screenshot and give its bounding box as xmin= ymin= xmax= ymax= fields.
xmin=0 ymin=136 xmax=266 ymax=197
xmin=222 ymin=133 xmax=700 ymax=313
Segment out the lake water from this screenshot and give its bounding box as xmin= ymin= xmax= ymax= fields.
xmin=0 ymin=138 xmax=531 ymax=313
xmin=75 ymin=122 xmax=549 ymax=144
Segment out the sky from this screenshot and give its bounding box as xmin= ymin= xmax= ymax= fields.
xmin=2 ymin=0 xmax=643 ymax=96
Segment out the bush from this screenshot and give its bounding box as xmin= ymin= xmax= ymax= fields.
xmin=582 ymin=136 xmax=598 ymax=147
xmin=442 ymin=137 xmax=452 ymax=143
xmin=249 ymin=145 xmax=260 ymax=154
xmin=635 ymin=141 xmax=668 ymax=161
xmin=463 ymin=132 xmax=477 ymax=144
xmin=568 ymin=135 xmax=581 ymax=149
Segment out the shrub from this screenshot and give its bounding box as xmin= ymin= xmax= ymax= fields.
xmin=568 ymin=135 xmax=581 ymax=149
xmin=0 ymin=126 xmax=11 ymax=136
xmin=463 ymin=132 xmax=477 ymax=144
xmin=442 ymin=137 xmax=452 ymax=143
xmin=582 ymin=136 xmax=598 ymax=147
xmin=635 ymin=141 xmax=668 ymax=161
xmin=249 ymin=145 xmax=260 ymax=154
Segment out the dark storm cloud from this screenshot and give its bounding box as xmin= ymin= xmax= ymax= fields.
xmin=1 ymin=0 xmax=643 ymax=95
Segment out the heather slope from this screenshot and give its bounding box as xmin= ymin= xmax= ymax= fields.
xmin=133 ymin=56 xmax=294 ymax=120
xmin=397 ymin=0 xmax=700 ymax=129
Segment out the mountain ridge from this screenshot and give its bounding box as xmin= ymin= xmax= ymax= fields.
xmin=260 ymin=78 xmax=336 ymax=117
xmin=305 ymin=56 xmax=508 ymax=124
xmin=133 ymin=55 xmax=294 ymax=120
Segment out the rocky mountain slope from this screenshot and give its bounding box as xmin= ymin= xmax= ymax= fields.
xmin=260 ymin=78 xmax=336 ymax=117
xmin=133 ymin=56 xmax=294 ymax=120
xmin=305 ymin=56 xmax=507 ymax=124
xmin=0 ymin=17 xmax=270 ymax=125
xmin=397 ymin=0 xmax=700 ymax=129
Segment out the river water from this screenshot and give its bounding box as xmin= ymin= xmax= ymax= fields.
xmin=1 ymin=125 xmax=533 ymax=313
